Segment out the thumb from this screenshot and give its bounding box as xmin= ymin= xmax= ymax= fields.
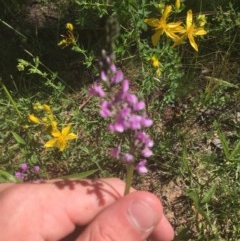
xmin=77 ymin=191 xmax=167 ymax=241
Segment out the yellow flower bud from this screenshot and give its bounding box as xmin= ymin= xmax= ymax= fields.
xmin=197 ymin=14 xmax=207 ymax=27
xmin=28 ymin=114 xmax=40 ymax=124
xmin=150 ymin=56 xmax=160 ymax=68
xmin=33 ymin=103 xmax=43 ymax=111
xmin=175 ymin=0 xmax=180 ymax=10
xmin=43 ymin=104 xmax=51 ymax=112
xmin=66 ymin=23 xmax=74 ymax=32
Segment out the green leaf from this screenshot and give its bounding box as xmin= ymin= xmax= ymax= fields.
xmin=201 ymin=185 xmax=216 ymax=204
xmin=61 ymin=169 xmax=98 ymax=179
xmin=0 ymin=170 xmax=18 ymax=183
xmin=230 ymin=140 xmax=240 ymax=161
xmin=11 ymin=131 xmax=26 ymax=145
xmin=215 ymin=123 xmax=230 ymax=158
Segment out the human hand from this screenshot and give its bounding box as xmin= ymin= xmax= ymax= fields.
xmin=0 ymin=178 xmax=174 ymax=241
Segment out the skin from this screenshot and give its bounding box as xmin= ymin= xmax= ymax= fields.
xmin=0 ymin=178 xmax=174 ymax=241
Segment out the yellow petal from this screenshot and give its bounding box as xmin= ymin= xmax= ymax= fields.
xmin=188 ymin=34 xmax=198 ymax=51
xmin=28 ymin=114 xmax=40 ymax=124
xmin=62 ymin=125 xmax=71 ymax=136
xmin=162 ymin=5 xmax=172 ymax=22
xmin=59 ymin=142 xmax=67 ymax=151
xmin=66 ymin=133 xmax=77 ymax=140
xmin=52 ymin=127 xmax=61 ymax=137
xmin=144 ymin=18 xmax=160 ymax=28
xmin=186 ymin=10 xmax=193 ymax=29
xmin=194 ymin=29 xmax=207 ymax=36
xmin=167 ymin=21 xmax=183 ymax=29
xmin=44 ymin=138 xmax=58 ymax=148
xmin=165 ymin=29 xmax=180 ymax=41
xmin=172 ymin=34 xmax=187 ymax=47
xmin=151 ymin=30 xmax=163 ymax=46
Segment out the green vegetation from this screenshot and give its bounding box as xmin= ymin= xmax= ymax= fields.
xmin=0 ymin=0 xmax=239 ymax=240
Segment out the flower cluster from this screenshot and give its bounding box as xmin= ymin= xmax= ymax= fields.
xmin=15 ymin=163 xmax=41 ymax=182
xmin=89 ymin=50 xmax=154 ymax=174
xmin=144 ymin=1 xmax=207 ymax=51
xmin=28 ymin=103 xmax=77 ymax=151
xmin=57 ymin=23 xmax=76 ymax=48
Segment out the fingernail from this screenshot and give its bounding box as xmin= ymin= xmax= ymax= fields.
xmin=127 ymin=200 xmax=159 ymax=233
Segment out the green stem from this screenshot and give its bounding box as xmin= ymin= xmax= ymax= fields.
xmin=0 ymin=78 xmax=22 ymax=118
xmin=124 ymin=163 xmax=134 ymax=196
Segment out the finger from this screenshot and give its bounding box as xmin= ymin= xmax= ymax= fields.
xmin=0 ymin=178 xmax=132 ymax=241
xmin=150 ymin=215 xmax=175 ymax=241
xmin=77 ymin=191 xmax=165 ymax=241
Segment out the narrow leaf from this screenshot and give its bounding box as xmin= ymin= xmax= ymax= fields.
xmin=11 ymin=132 xmax=26 ymax=145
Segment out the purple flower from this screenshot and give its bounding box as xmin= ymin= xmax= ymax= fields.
xmin=111 ymin=70 xmax=124 ymax=84
xmin=125 ymin=93 xmax=138 ymax=105
xmin=136 ymin=160 xmax=148 ymax=174
xmin=128 ymin=114 xmax=142 ymax=130
xmin=141 ymin=148 xmax=153 ymax=158
xmin=135 ymin=132 xmax=154 ymax=148
xmin=110 ymin=64 xmax=117 ymax=72
xmin=89 ymin=83 xmax=106 ymax=97
xmin=123 ymin=153 xmax=134 ymax=163
xmin=109 ymin=146 xmax=121 ymax=159
xmin=33 ymin=165 xmax=40 ymax=173
xmin=121 ymin=79 xmax=129 ymax=93
xmin=21 ymin=163 xmax=28 ymax=172
xmin=100 ymin=71 xmax=108 ymax=81
xmin=133 ymin=101 xmax=145 ymax=111
xmin=141 ymin=117 xmax=153 ymax=127
xmin=100 ymin=101 xmax=112 ymax=117
xmin=15 ymin=171 xmax=24 ymax=179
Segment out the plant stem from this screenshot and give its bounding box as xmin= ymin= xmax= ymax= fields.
xmin=0 ymin=78 xmax=22 ymax=118
xmin=124 ymin=163 xmax=134 ymax=196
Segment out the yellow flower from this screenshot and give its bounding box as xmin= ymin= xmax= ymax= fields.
xmin=150 ymin=56 xmax=160 ymax=68
xmin=44 ymin=125 xmax=77 ymax=151
xmin=175 ymin=0 xmax=181 ymax=10
xmin=28 ymin=114 xmax=40 ymax=124
xmin=173 ymin=10 xmax=207 ymax=51
xmin=144 ymin=5 xmax=183 ymax=46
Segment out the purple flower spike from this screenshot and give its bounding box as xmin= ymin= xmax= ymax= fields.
xmin=136 ymin=160 xmax=148 ymax=174
xmin=15 ymin=171 xmax=24 ymax=179
xmin=91 ymin=50 xmax=154 ymax=177
xmin=21 ymin=163 xmax=28 ymax=172
xmin=33 ymin=166 xmax=40 ymax=173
